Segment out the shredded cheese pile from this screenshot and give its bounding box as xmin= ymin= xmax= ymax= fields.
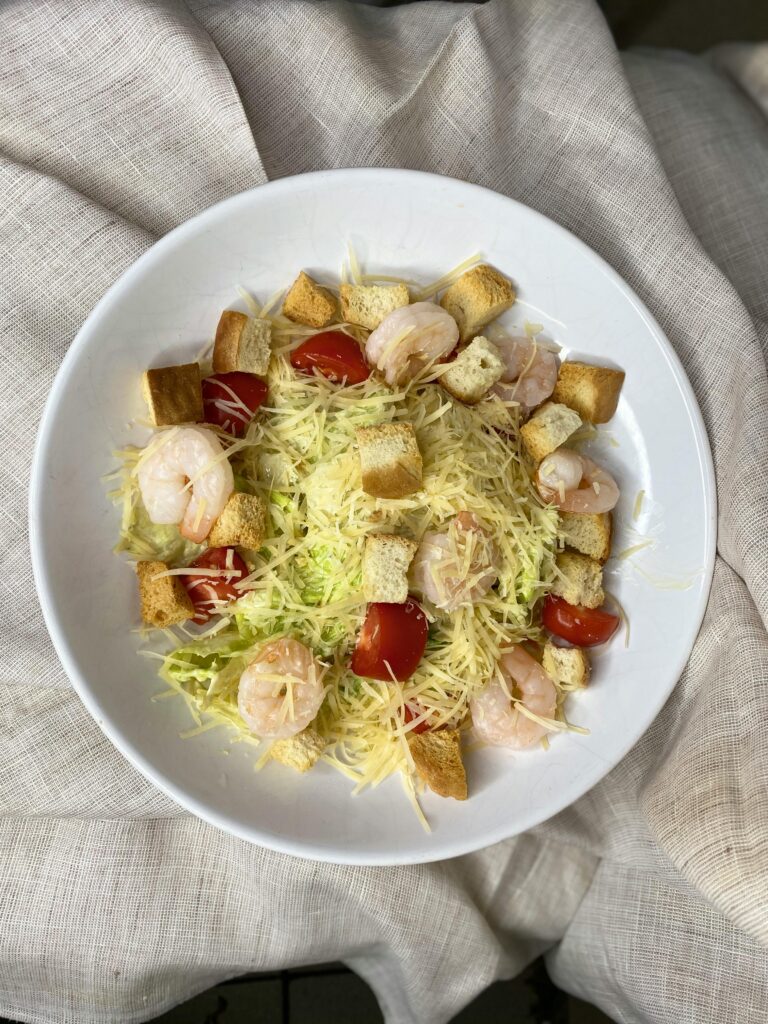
xmin=140 ymin=352 xmax=559 ymax=798
xmin=110 ymin=255 xmax=569 ymax=819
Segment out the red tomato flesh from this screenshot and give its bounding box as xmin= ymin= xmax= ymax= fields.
xmin=351 ymin=598 xmax=428 ymax=681
xmin=403 ymin=703 xmax=431 ymax=734
xmin=183 ymin=547 xmax=249 ymax=624
xmin=202 ymin=372 xmax=267 ymax=436
xmin=542 ymin=595 xmax=620 ymax=647
xmin=290 ymin=331 xmax=370 ymax=385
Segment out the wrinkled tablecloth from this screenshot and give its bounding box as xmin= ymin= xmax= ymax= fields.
xmin=1 ymin=1 xmax=767 ymax=1022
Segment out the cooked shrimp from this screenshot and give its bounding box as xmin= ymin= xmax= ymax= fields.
xmin=365 ymin=302 xmax=459 ymax=385
xmin=470 ymin=646 xmax=557 ymax=749
xmin=410 ymin=512 xmax=498 ymax=611
xmin=137 ymin=426 xmax=234 ymax=543
xmin=238 ymin=638 xmax=324 ymax=739
xmin=491 ymin=334 xmax=557 ymax=413
xmin=535 ymin=448 xmax=619 ymax=514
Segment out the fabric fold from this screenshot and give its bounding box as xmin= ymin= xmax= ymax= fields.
xmin=1 ymin=1 xmax=767 ymax=1022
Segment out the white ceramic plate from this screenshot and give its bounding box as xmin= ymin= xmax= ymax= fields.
xmin=30 ymin=169 xmax=715 ymax=865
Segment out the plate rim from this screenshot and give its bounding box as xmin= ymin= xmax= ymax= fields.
xmin=29 ymin=167 xmax=717 ymax=865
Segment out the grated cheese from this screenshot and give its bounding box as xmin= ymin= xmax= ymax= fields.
xmin=151 ymin=567 xmax=242 ymax=580
xmin=616 ymin=539 xmax=654 ymax=560
xmin=604 ymin=591 xmax=630 ymax=648
xmin=191 ymin=497 xmax=207 ymax=534
xmin=259 ymin=288 xmax=285 ymax=318
xmin=237 ymin=286 xmax=262 ymax=317
xmin=112 ymin=255 xmax=579 ymax=823
xmin=413 ymin=252 xmax=483 ymax=301
xmin=347 ymin=242 xmax=363 ymax=286
xmin=633 ymin=489 xmax=645 ymax=521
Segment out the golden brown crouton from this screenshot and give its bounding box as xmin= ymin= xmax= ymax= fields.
xmin=409 ymin=728 xmax=467 ymax=800
xmin=356 ymin=423 xmax=423 ymax=499
xmin=363 ymin=534 xmax=418 ymax=603
xmin=520 ymin=402 xmax=582 ymax=464
xmin=136 ymin=561 xmax=194 ymax=628
xmin=141 ymin=363 xmax=203 ymax=426
xmin=439 ymin=264 xmax=516 ymax=342
xmin=212 ymin=310 xmax=272 ymax=376
xmin=440 ymin=336 xmax=504 ymax=405
xmin=559 ymin=511 xmax=612 ymax=564
xmin=542 ymin=642 xmax=591 ymax=689
xmin=208 ymin=492 xmax=267 ymax=549
xmin=339 ymin=283 xmax=409 ymax=330
xmin=551 ymin=551 xmax=604 ymax=609
xmin=551 ymin=362 xmax=625 ymax=424
xmin=271 ymin=727 xmax=325 ymax=773
xmin=282 ymin=271 xmax=338 ymax=328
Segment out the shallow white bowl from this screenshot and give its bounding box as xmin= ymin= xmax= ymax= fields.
xmin=30 ymin=169 xmax=715 ymax=865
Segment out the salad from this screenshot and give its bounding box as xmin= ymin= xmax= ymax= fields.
xmin=109 ymin=252 xmax=625 ymax=825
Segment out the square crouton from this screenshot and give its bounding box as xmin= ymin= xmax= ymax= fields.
xmin=551 ymin=551 xmax=604 ymax=609
xmin=542 ymin=642 xmax=591 ymax=689
xmin=559 ymin=511 xmax=612 ymax=564
xmin=439 ymin=264 xmax=516 ymax=342
xmin=363 ymin=534 xmax=418 ymax=603
xmin=136 ymin=561 xmax=194 ymax=628
xmin=408 ymin=728 xmax=467 ymax=800
xmin=208 ymin=492 xmax=267 ymax=549
xmin=551 ymin=362 xmax=625 ymax=424
xmin=356 ymin=423 xmax=423 ymax=499
xmin=141 ymin=363 xmax=203 ymax=426
xmin=282 ymin=271 xmax=338 ymax=328
xmin=212 ymin=310 xmax=272 ymax=376
xmin=271 ymin=727 xmax=325 ymax=773
xmin=440 ymin=336 xmax=504 ymax=405
xmin=520 ymin=402 xmax=582 ymax=464
xmin=339 ymin=283 xmax=409 ymax=330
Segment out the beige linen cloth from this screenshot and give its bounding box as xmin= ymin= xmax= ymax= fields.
xmin=1 ymin=1 xmax=767 ymax=1021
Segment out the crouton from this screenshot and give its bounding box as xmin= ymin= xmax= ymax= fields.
xmin=440 ymin=336 xmax=504 ymax=405
xmin=339 ymin=283 xmax=409 ymax=330
xmin=212 ymin=310 xmax=272 ymax=376
xmin=520 ymin=402 xmax=582 ymax=464
xmin=282 ymin=271 xmax=338 ymax=328
xmin=408 ymin=728 xmax=467 ymax=801
xmin=271 ymin=727 xmax=325 ymax=773
xmin=551 ymin=551 xmax=604 ymax=609
xmin=439 ymin=264 xmax=516 ymax=342
xmin=363 ymin=534 xmax=418 ymax=603
xmin=551 ymin=362 xmax=625 ymax=424
xmin=559 ymin=511 xmax=612 ymax=564
xmin=208 ymin=492 xmax=267 ymax=549
xmin=136 ymin=561 xmax=194 ymax=628
xmin=356 ymin=423 xmax=422 ymax=499
xmin=141 ymin=363 xmax=203 ymax=426
xmin=542 ymin=642 xmax=590 ymax=689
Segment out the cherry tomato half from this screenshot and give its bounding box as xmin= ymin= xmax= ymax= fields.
xmin=542 ymin=595 xmax=620 ymax=648
xmin=351 ymin=598 xmax=428 ymax=682
xmin=290 ymin=331 xmax=370 ymax=385
xmin=183 ymin=547 xmax=249 ymax=624
xmin=403 ymin=703 xmax=431 ymax=734
xmin=202 ymin=372 xmax=268 ymax=436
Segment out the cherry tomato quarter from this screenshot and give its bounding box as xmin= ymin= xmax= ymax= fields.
xmin=202 ymin=372 xmax=267 ymax=436
xmin=290 ymin=331 xmax=370 ymax=385
xmin=183 ymin=547 xmax=249 ymax=624
xmin=351 ymin=598 xmax=428 ymax=681
xmin=542 ymin=595 xmax=620 ymax=647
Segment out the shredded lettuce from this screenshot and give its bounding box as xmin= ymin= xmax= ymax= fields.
xmin=115 ymin=491 xmax=203 ymax=564
xmin=298 ymin=544 xmax=361 ymax=607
